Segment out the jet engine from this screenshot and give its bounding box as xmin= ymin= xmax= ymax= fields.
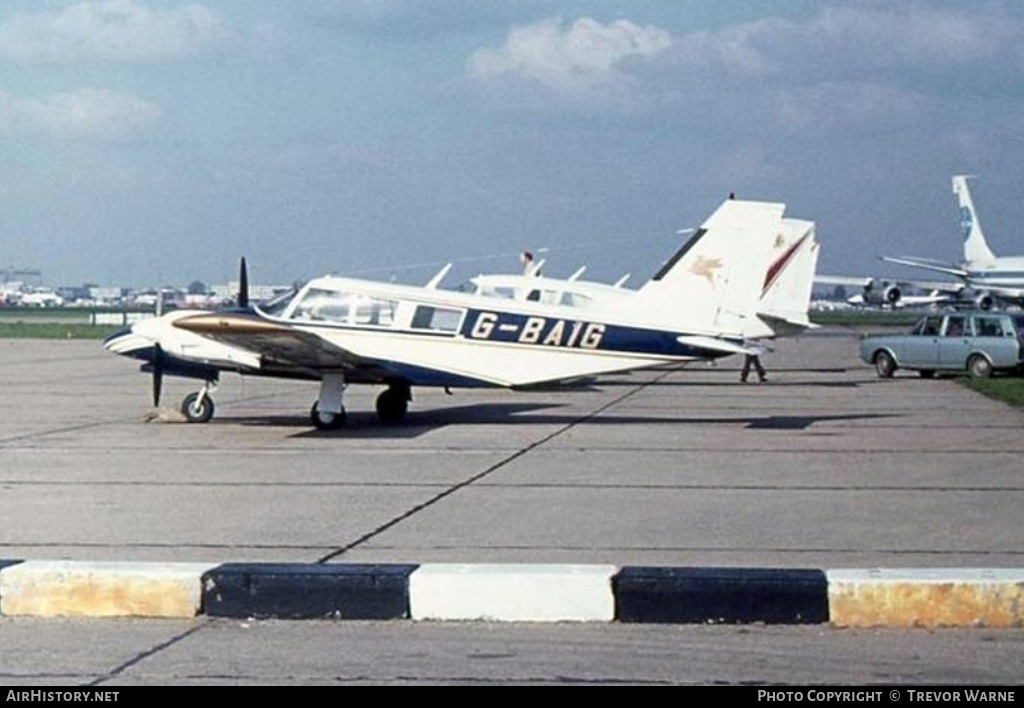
xmin=861 ymin=283 xmax=902 ymax=306
xmin=974 ymin=292 xmax=995 ymax=311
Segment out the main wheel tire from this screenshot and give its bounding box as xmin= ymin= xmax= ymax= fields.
xmin=874 ymin=351 xmax=896 ymax=378
xmin=181 ymin=392 xmax=215 ymax=423
xmin=375 ymin=388 xmax=409 ymax=424
xmin=967 ymin=354 xmax=993 ymax=379
xmin=310 ymin=402 xmax=346 ymax=430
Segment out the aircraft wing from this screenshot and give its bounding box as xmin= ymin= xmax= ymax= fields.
xmin=814 ymin=274 xmax=874 ymax=288
xmin=172 ymin=312 xmax=371 ymax=377
xmin=816 ymin=272 xmax=967 ymax=308
xmin=880 ymin=256 xmax=969 ymax=279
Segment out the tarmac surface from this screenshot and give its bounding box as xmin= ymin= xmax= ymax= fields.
xmin=0 ymin=325 xmax=1021 ymax=570
xmin=1 ymin=327 xmax=1023 ymax=686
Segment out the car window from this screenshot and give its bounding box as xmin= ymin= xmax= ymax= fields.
xmin=975 ymin=316 xmax=1005 ymax=337
xmin=944 ymin=316 xmax=966 ymax=337
xmin=918 ymin=316 xmax=942 ymax=336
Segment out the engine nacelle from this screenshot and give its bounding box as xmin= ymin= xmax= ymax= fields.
xmin=974 ymin=292 xmax=995 ymax=310
xmin=862 ymin=283 xmax=901 ymax=306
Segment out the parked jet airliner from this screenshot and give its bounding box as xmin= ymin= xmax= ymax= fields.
xmin=822 ymin=175 xmax=1022 ymax=311
xmin=879 ymin=175 xmax=1024 ymax=310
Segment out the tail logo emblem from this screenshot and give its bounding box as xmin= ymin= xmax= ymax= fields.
xmin=689 ymin=255 xmax=723 ymax=283
xmin=959 ymin=206 xmax=973 ymax=240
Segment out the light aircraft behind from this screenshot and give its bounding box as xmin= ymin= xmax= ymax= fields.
xmin=465 ymin=216 xmax=820 ymax=340
xmin=104 ymin=196 xmax=809 ymax=430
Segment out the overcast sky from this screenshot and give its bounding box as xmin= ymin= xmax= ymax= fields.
xmin=0 ymin=0 xmax=1021 ymax=290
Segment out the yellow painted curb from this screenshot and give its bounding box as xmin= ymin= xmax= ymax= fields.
xmin=0 ymin=561 xmax=216 ymax=618
xmin=827 ymin=569 xmax=1024 ymax=628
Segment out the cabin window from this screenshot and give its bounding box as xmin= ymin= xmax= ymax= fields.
xmin=353 ymin=297 xmax=397 ymax=326
xmin=562 ymin=292 xmax=592 ymax=307
xmin=411 ymin=305 xmax=463 ymax=333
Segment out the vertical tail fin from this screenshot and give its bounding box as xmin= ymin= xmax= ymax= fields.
xmin=757 ymin=219 xmax=819 ymax=336
xmin=953 ymin=175 xmax=995 ymax=263
xmin=630 ymin=198 xmax=787 ymax=338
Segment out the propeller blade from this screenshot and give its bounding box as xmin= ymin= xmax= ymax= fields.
xmin=152 ymin=344 xmax=164 ymax=408
xmin=238 ymin=257 xmax=249 ymax=309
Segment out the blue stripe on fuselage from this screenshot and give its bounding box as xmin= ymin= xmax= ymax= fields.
xmin=459 ymin=309 xmax=734 ymax=358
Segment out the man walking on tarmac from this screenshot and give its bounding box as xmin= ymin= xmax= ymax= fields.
xmin=740 ymin=353 xmax=767 ymax=383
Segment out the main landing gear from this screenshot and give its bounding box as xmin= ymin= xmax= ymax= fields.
xmin=309 ymin=377 xmax=411 ymax=430
xmin=170 ymin=377 xmax=412 ymax=430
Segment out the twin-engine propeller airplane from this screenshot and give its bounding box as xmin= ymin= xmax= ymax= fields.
xmin=104 ymin=196 xmax=811 ymax=430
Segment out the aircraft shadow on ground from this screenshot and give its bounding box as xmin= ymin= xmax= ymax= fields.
xmin=594 ymin=367 xmax=857 ymax=387
xmin=218 ymin=402 xmax=896 ymax=439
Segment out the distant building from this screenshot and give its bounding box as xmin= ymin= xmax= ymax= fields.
xmin=0 ymin=267 xmax=42 ymax=287
xmin=211 ymin=282 xmax=292 ymax=304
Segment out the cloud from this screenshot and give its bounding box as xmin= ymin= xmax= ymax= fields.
xmin=0 ymin=88 xmax=158 ymax=138
xmin=662 ymin=3 xmax=1023 ymax=85
xmin=811 ymin=3 xmax=1018 ymax=65
xmin=468 ymin=16 xmax=672 ymax=93
xmin=466 ymin=3 xmax=1022 ymax=121
xmin=0 ymin=0 xmax=224 ymax=63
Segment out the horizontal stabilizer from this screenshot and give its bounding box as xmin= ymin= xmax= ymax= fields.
xmin=758 ymin=313 xmax=819 ymax=336
xmin=676 ymin=334 xmax=758 ymax=357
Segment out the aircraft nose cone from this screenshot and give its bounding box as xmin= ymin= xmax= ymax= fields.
xmin=102 ymin=327 xmax=155 ymax=359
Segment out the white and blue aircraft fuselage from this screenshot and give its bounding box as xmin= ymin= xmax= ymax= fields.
xmin=105 ymin=197 xmax=807 ymax=429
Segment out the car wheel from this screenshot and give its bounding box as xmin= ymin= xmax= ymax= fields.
xmin=874 ymin=351 xmax=896 ymax=378
xmin=967 ymin=354 xmax=993 ymax=379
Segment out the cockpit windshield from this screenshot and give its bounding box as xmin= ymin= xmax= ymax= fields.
xmin=256 ymin=287 xmax=299 ymax=318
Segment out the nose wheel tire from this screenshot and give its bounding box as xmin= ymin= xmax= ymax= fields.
xmin=311 ymin=402 xmax=346 ymax=430
xmin=181 ymin=392 xmax=215 ymax=423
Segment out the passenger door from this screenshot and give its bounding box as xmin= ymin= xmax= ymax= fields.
xmin=937 ymin=315 xmax=971 ymax=368
xmin=899 ymin=315 xmax=942 ymax=368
